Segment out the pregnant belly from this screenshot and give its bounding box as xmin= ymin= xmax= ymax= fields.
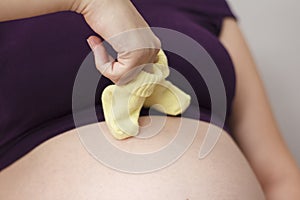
xmin=0 ymin=116 xmax=265 ymax=200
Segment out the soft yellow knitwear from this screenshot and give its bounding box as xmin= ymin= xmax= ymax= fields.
xmin=101 ymin=50 xmax=191 ymax=139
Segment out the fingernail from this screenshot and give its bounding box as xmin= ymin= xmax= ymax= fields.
xmin=87 ymin=38 xmax=96 ymax=50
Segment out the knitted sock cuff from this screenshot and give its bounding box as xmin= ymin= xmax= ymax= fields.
xmin=119 ymin=67 xmax=163 ymax=97
xmin=118 ymin=49 xmax=170 ymax=97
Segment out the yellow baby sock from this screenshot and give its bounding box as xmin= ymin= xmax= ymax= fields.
xmin=144 ymin=80 xmax=191 ymax=116
xmin=144 ymin=51 xmax=191 ymax=116
xmin=101 ymin=63 xmax=164 ymax=140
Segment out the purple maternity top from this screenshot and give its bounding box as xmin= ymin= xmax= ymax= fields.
xmin=0 ymin=0 xmax=237 ymax=170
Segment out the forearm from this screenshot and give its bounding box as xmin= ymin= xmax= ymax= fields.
xmin=0 ymin=0 xmax=84 ymax=22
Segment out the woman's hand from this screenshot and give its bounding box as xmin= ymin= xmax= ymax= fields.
xmin=73 ymin=0 xmax=161 ymax=84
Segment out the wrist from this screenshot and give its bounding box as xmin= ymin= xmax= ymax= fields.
xmin=69 ymin=0 xmax=103 ymax=14
xmin=69 ymin=0 xmax=87 ymax=13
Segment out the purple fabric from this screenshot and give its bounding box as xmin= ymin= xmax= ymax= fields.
xmin=0 ymin=0 xmax=237 ymax=170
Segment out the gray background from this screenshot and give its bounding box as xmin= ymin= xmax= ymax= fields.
xmin=227 ymin=0 xmax=300 ymax=165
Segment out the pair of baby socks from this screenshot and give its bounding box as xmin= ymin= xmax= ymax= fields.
xmin=101 ymin=50 xmax=191 ymax=139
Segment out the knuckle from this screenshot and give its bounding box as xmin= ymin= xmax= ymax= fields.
xmin=153 ymin=36 xmax=161 ymax=49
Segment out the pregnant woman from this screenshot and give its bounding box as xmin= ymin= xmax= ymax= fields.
xmin=1 ymin=0 xmax=300 ymax=199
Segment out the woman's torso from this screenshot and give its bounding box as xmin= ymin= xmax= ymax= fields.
xmin=0 ymin=1 xmax=266 ymax=198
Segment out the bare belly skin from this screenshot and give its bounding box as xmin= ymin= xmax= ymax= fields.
xmin=0 ymin=116 xmax=265 ymax=200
